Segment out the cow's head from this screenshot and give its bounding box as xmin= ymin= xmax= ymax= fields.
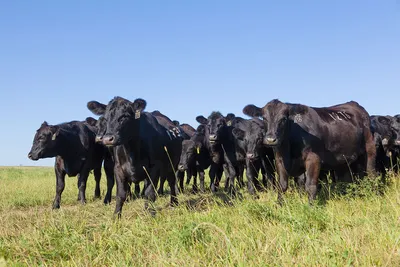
xmin=28 ymin=121 xmax=60 ymax=160
xmin=378 ymin=116 xmax=395 ymax=147
xmin=196 ymin=112 xmax=227 ymax=143
xmin=87 ymin=97 xmax=146 ymax=146
xmin=178 ymin=140 xmax=202 ymax=171
xmin=243 ymin=99 xmax=290 ymax=146
xmin=232 ymin=119 xmax=264 ymax=161
xmin=391 ymin=115 xmax=400 ymax=146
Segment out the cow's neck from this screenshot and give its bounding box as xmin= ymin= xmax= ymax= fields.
xmin=273 ymin=136 xmax=292 ymax=174
xmin=114 ymin=139 xmax=142 ymax=179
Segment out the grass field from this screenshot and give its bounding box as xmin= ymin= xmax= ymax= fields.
xmin=0 ymin=166 xmax=399 ymax=266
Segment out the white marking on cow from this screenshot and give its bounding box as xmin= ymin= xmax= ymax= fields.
xmin=227 ymin=121 xmax=232 ymax=126
xmin=329 ymin=113 xmax=337 ymax=121
xmin=294 ymin=114 xmax=302 ymax=123
xmin=338 ymin=111 xmax=351 ymax=120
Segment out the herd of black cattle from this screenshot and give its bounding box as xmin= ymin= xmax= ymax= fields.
xmin=27 ymin=97 xmax=400 ymax=217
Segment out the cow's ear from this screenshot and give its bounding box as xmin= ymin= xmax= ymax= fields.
xmin=50 ymin=126 xmax=60 ymax=140
xmin=87 ymin=101 xmax=106 ymax=115
xmin=132 ymin=98 xmax=147 ymax=111
xmin=225 ymin=113 xmax=235 ymax=121
xmin=196 ymin=124 xmax=206 ymax=134
xmin=232 ymin=128 xmax=245 ymax=140
xmin=85 ymin=117 xmax=97 ymax=126
xmin=196 ymin=115 xmax=208 ymax=125
xmin=172 ymin=120 xmax=180 ymax=126
xmin=290 ymin=104 xmax=307 ymax=115
xmin=243 ymin=105 xmax=262 ymax=117
xmin=41 ymin=121 xmax=48 ymax=128
xmin=378 ymin=116 xmax=390 ymax=125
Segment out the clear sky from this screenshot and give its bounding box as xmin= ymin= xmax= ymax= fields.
xmin=0 ymin=1 xmax=399 ymax=166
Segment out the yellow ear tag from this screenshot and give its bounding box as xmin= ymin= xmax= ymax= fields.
xmin=196 ymin=147 xmax=200 ymax=154
xmin=135 ymin=110 xmax=141 ymax=119
xmin=52 ymin=133 xmax=57 ymax=141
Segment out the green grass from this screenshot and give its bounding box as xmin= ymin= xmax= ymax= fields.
xmin=0 ymin=166 xmax=399 ymax=266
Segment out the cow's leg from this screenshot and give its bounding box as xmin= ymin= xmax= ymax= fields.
xmin=53 ymin=165 xmax=66 ymax=209
xmin=144 ymin=166 xmax=161 ymax=214
xmin=125 ymin=181 xmax=134 ymax=202
xmin=157 ymin=176 xmax=166 ymax=195
xmin=177 ymin=170 xmax=185 ymax=193
xmin=114 ymin=174 xmax=129 ymax=218
xmin=223 ymin=164 xmax=231 ymax=191
xmin=237 ymin=164 xmax=245 ymax=188
xmin=77 ymin=168 xmax=90 ymax=205
xmin=198 ymin=167 xmax=205 ymax=193
xmin=186 ymin=169 xmax=192 ymax=185
xmin=103 ymin=155 xmax=115 ymax=205
xmin=209 ymin=164 xmax=218 ymax=192
xmin=141 ymin=180 xmax=147 ymax=197
xmin=93 ymin=167 xmax=101 ymax=199
xmin=261 ymin=156 xmax=276 ymax=189
xmin=246 ymin=159 xmax=259 ymax=196
xmin=191 ymin=166 xmax=198 ymax=193
xmin=77 ymin=174 xmax=81 ymax=201
xmin=365 ymin=130 xmax=377 ymax=175
xmin=134 ymin=183 xmax=141 ymax=197
xmin=305 ymin=153 xmax=321 ymax=204
xmin=167 ymin=172 xmax=178 ymax=207
xmin=275 ymin=157 xmax=289 ymax=205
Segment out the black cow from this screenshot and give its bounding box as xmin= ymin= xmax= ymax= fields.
xmin=230 ymin=116 xmax=276 ymax=196
xmin=178 ymin=125 xmax=216 ymax=192
xmin=370 ymin=115 xmax=397 ymax=176
xmin=151 ymin=110 xmax=186 ymax=195
xmin=390 ymin=115 xmax=400 ymax=172
xmin=196 ymin=112 xmax=241 ymax=195
xmin=243 ymin=99 xmax=376 ymax=204
xmin=87 ymin=97 xmax=181 ymax=217
xmin=28 ymin=119 xmax=114 ymax=209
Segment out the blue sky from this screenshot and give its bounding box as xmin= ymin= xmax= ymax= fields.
xmin=0 ymin=1 xmax=399 ymax=166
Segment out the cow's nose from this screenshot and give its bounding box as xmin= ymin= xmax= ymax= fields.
xmin=209 ymin=135 xmax=217 ymax=141
xmin=28 ymin=153 xmax=32 ymax=159
xmin=178 ymin=165 xmax=185 ymax=171
xmin=246 ymin=153 xmax=254 ymax=159
xmin=264 ymin=136 xmax=277 ymax=145
xmin=103 ymin=135 xmax=115 ymax=146
xmin=95 ymin=135 xmax=103 ymax=143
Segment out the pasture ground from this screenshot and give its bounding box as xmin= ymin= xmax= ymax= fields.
xmin=0 ymin=166 xmax=399 ymax=266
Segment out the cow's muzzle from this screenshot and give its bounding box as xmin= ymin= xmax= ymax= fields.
xmin=95 ymin=135 xmax=103 ymax=143
xmin=178 ymin=164 xmax=186 ymax=171
xmin=28 ymin=152 xmax=39 ymax=161
xmin=103 ymin=135 xmax=116 ymax=146
xmin=382 ymin=138 xmax=389 ymax=146
xmin=264 ymin=136 xmax=278 ymax=146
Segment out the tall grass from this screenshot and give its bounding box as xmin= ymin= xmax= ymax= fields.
xmin=0 ymin=166 xmax=399 ymax=266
